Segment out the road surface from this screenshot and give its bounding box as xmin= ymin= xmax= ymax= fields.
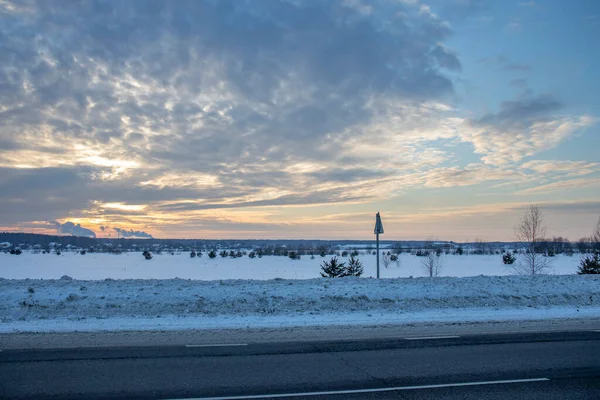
xmin=2 ymin=330 xmax=600 ymax=399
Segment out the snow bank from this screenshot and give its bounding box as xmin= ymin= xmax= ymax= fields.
xmin=0 ymin=252 xmax=581 ymax=280
xmin=1 ymin=275 xmax=599 ymax=333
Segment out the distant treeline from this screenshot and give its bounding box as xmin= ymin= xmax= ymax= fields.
xmin=0 ymin=232 xmax=448 ymax=251
xmin=2 ymin=232 xmax=595 ymax=255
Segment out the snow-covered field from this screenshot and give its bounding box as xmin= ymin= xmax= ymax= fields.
xmin=0 ymin=252 xmax=583 ymax=280
xmin=1 ymin=252 xmax=596 ymax=333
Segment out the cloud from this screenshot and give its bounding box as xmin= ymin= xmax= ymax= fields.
xmin=517 ymin=178 xmax=600 ymax=194
xmin=521 ymin=160 xmax=600 ymax=175
xmin=51 ymin=221 xmax=96 ymax=238
xmin=113 ymin=227 xmax=153 ymax=239
xmin=0 ymin=0 xmax=463 ymax=226
xmin=476 ymin=94 xmax=563 ymax=127
xmin=479 ymin=55 xmax=532 ymax=72
xmin=419 ymin=164 xmax=522 ymax=188
xmin=509 ymin=78 xmax=528 ymax=88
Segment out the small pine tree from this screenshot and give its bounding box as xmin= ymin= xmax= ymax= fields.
xmin=456 ymin=247 xmax=464 ymax=255
xmin=236 ymin=250 xmax=243 ymax=258
xmin=80 ymin=250 xmax=86 ymax=255
xmin=350 ymin=250 xmax=359 ymax=257
xmin=578 ymin=252 xmax=600 ymax=274
xmin=229 ymin=250 xmax=236 ymax=258
xmin=197 ymin=250 xmax=202 ymax=258
xmin=341 ymin=250 xmax=349 ymax=257
xmin=503 ymin=251 xmax=516 ymax=265
xmin=248 ymin=251 xmax=256 ymax=258
xmin=320 ymin=256 xmax=346 ymax=278
xmin=190 ymin=250 xmax=196 ymax=258
xmin=142 ymin=250 xmax=153 ymax=260
xmin=320 ymin=250 xmax=327 ymax=258
xmin=344 ymin=255 xmax=363 ymax=277
xmin=208 ymin=250 xmax=217 ymax=259
xmin=220 ymin=250 xmax=228 ymax=258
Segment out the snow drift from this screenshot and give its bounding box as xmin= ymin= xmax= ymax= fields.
xmin=2 ymin=275 xmax=599 ymax=332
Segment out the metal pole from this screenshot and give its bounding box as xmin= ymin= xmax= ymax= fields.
xmin=376 ymin=233 xmax=380 ymax=279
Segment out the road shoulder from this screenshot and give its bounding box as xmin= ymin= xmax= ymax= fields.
xmin=2 ymin=317 xmax=599 ymax=349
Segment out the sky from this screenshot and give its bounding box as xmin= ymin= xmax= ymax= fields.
xmin=0 ymin=0 xmax=599 ymax=241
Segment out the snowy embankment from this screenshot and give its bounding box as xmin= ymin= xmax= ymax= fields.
xmin=2 ymin=275 xmax=600 ymax=333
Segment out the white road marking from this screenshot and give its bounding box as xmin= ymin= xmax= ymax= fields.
xmin=165 ymin=378 xmax=550 ymax=400
xmin=185 ymin=344 xmax=248 ymax=348
xmin=405 ymin=335 xmax=460 ymax=340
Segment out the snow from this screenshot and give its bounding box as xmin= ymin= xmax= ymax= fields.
xmin=0 ymin=252 xmax=594 ymax=333
xmin=1 ymin=274 xmax=599 ymax=333
xmin=0 ymin=252 xmax=582 ymax=280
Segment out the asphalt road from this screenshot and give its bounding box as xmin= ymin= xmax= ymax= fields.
xmin=1 ymin=330 xmax=600 ymax=399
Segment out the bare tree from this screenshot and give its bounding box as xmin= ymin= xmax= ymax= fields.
xmin=592 ymin=217 xmax=600 ymax=251
xmin=421 ymin=252 xmax=443 ymax=277
xmin=512 ymin=205 xmax=552 ymax=275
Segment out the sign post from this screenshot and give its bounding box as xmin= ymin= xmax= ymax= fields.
xmin=374 ymin=212 xmax=384 ymax=279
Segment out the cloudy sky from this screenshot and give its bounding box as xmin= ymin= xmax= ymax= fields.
xmin=1 ymin=0 xmax=599 ymax=241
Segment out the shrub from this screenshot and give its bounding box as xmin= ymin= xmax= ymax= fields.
xmin=208 ymin=250 xmax=217 ymax=259
xmin=55 ymin=250 xmax=61 ymax=255
xmin=344 ymin=255 xmax=363 ymax=277
xmin=382 ymin=253 xmax=391 ymax=268
xmin=502 ymin=252 xmax=516 ymax=265
xmin=578 ymin=252 xmax=600 ymax=274
xmin=197 ymin=251 xmax=202 ymax=258
xmin=320 ymin=250 xmax=327 ymax=257
xmin=142 ymin=250 xmax=153 ymax=260
xmin=257 ymin=249 xmax=263 ymax=258
xmin=341 ymin=250 xmax=349 ymax=257
xmin=320 ymin=256 xmax=346 ymax=278
xmin=80 ymin=250 xmax=86 ymax=255
xmin=190 ymin=250 xmax=196 ymax=258
xmin=455 ymin=247 xmax=464 ymax=255
xmin=288 ymin=251 xmax=301 ymax=260
xmin=229 ymin=250 xmax=237 ymax=258
xmin=220 ymin=250 xmax=228 ymax=258
xmin=236 ymin=250 xmax=243 ymax=258
xmin=248 ymin=251 xmax=256 ymax=259
xmin=350 ymin=250 xmax=359 ymax=257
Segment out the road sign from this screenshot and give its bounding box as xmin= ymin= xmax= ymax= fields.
xmin=374 ymin=212 xmax=384 ymax=279
xmin=374 ymin=212 xmax=384 ymax=234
